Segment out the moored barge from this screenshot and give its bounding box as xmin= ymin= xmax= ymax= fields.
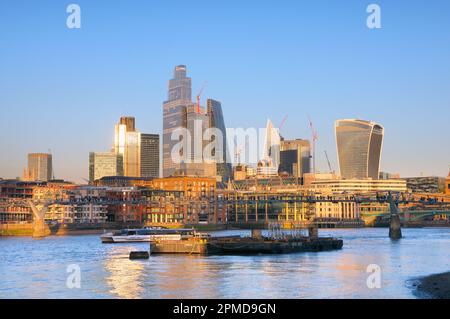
xmin=150 ymin=232 xmax=343 ymax=255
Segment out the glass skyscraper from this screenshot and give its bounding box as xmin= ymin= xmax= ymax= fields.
xmin=335 ymin=119 xmax=384 ymax=180
xmin=163 ymin=65 xmax=192 ymax=177
xmin=207 ymin=99 xmax=231 ymax=182
xmin=114 ymin=117 xmax=141 ymax=177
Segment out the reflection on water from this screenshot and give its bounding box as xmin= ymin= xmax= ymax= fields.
xmin=104 ymin=246 xmax=146 ymax=299
xmin=0 ymin=228 xmax=449 ymax=299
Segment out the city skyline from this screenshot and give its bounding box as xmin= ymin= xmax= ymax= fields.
xmin=1 ymin=1 xmax=450 ymax=182
xmin=1 ymin=1 xmax=450 ymax=304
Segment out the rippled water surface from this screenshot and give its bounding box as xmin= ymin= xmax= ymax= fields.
xmin=0 ymin=228 xmax=449 ymax=299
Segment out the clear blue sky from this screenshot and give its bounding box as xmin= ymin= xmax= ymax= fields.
xmin=1 ymin=0 xmax=449 ymax=183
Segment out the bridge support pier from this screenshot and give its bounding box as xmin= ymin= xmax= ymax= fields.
xmin=389 ymin=214 xmax=402 ymax=240
xmin=388 ymin=193 xmax=402 ymax=240
xmin=33 ymin=219 xmax=51 ymax=238
xmin=28 ymin=200 xmax=51 ymax=238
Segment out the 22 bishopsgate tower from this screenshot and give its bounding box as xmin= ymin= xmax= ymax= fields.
xmin=163 ymin=65 xmax=192 ymax=177
xmin=162 ymin=65 xmax=229 ymax=181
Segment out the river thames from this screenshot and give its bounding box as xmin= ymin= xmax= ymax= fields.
xmin=0 ymin=228 xmax=449 ymax=299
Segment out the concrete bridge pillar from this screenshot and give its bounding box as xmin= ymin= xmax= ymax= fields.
xmin=388 ymin=194 xmax=402 ymax=240
xmin=27 ymin=200 xmax=51 ymax=238
xmin=389 ymin=214 xmax=402 ymax=240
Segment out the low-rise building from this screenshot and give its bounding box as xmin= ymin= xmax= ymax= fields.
xmin=149 ymin=176 xmax=217 ymax=224
xmin=311 ymin=179 xmax=407 ymax=194
xmin=405 ymin=176 xmax=445 ymax=193
xmin=0 ymin=180 xmax=46 ymax=199
xmin=106 ymin=187 xmax=144 ymax=223
xmin=141 ymin=189 xmax=185 ymax=225
xmin=45 ymin=204 xmax=108 ymax=224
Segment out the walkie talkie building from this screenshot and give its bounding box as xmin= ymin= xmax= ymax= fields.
xmin=335 ymin=119 xmax=384 ymax=180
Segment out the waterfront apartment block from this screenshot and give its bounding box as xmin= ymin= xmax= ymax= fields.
xmin=335 ymin=119 xmax=384 ymax=180
xmin=89 ymin=152 xmax=124 ymax=183
xmin=149 ymin=176 xmax=217 ymax=224
xmin=106 ymin=188 xmax=144 ymax=223
xmin=404 ymin=176 xmax=446 ymax=193
xmin=141 ymin=189 xmax=185 ymax=225
xmin=45 ymin=204 xmax=108 ymax=224
xmin=24 ymin=153 xmax=53 ymax=182
xmin=0 ymin=200 xmax=32 ymax=224
xmin=0 ymin=180 xmax=45 ymax=199
xmin=32 ymin=181 xmax=77 ymax=201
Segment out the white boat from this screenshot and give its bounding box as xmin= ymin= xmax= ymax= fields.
xmin=100 ymin=227 xmax=196 ymax=244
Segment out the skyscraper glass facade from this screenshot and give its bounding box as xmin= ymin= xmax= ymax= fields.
xmin=114 ymin=117 xmax=141 ymax=177
xmin=335 ymin=119 xmax=384 ymax=180
xmin=163 ymin=65 xmax=192 ymax=177
xmin=207 ymin=99 xmax=231 ymax=182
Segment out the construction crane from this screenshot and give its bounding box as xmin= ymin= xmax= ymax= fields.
xmin=196 ymin=81 xmax=207 ymax=114
xmin=279 ymin=114 xmax=288 ymax=131
xmin=277 ymin=114 xmax=288 ymax=140
xmin=324 ymin=150 xmax=333 ymax=173
xmin=307 ymin=115 xmax=318 ymax=174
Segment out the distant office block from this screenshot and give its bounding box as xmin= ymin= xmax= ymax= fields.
xmin=114 ymin=117 xmax=141 ymax=177
xmin=140 ymin=134 xmax=160 ymax=178
xmin=25 ymin=153 xmax=53 ymax=182
xmin=279 ymin=139 xmax=311 ymax=179
xmin=89 ymin=152 xmax=123 ymax=183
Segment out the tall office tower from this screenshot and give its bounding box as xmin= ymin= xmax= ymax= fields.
xmin=140 ymin=134 xmax=160 ymax=178
xmin=89 ymin=152 xmax=123 ymax=183
xmin=207 ymin=99 xmax=231 ymax=182
xmin=163 ymin=65 xmax=192 ymax=177
xmin=335 ymin=119 xmax=384 ymax=180
xmin=256 ymin=119 xmax=280 ymax=177
xmin=179 ymin=104 xmax=217 ymax=177
xmin=279 ymin=139 xmax=311 ymax=179
xmin=25 ymin=153 xmax=53 ymax=181
xmin=114 ymin=117 xmax=141 ymax=177
xmin=119 ymin=116 xmax=136 ymax=132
